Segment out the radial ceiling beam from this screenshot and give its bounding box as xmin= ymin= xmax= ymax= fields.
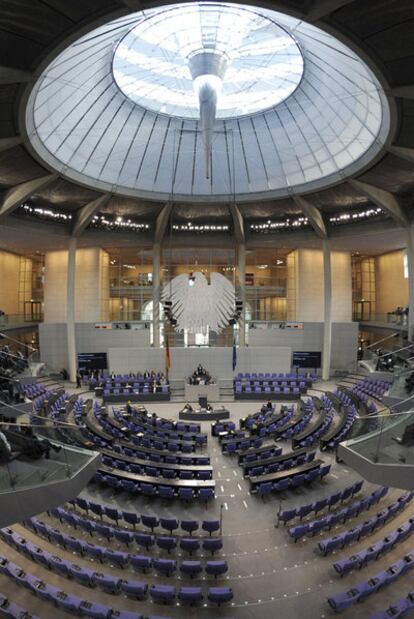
xmin=306 ymin=0 xmax=356 ymax=22
xmin=0 ymin=174 xmax=59 ymax=221
xmin=118 ymin=0 xmax=142 ymax=10
xmin=389 ymin=146 xmax=414 ymax=166
xmin=349 ymin=179 xmax=408 ymax=227
xmin=0 ymin=66 xmax=32 ymax=85
xmin=71 ymin=193 xmax=112 ymax=237
xmin=389 ymin=85 xmax=414 ymax=99
xmin=293 ymin=195 xmax=327 ymax=238
xmin=154 ymin=202 xmax=173 ymax=244
xmin=0 ymin=136 xmax=23 ymax=153
xmin=229 ymin=203 xmax=245 ymax=244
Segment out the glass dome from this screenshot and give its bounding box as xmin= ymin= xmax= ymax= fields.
xmin=25 ymin=2 xmax=391 ymax=202
xmin=112 ymin=3 xmax=304 ymax=119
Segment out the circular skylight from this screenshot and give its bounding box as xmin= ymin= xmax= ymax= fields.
xmin=25 ymin=2 xmax=391 ymax=202
xmin=112 ymin=3 xmax=304 ymax=119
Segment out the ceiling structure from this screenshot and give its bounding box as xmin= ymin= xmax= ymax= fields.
xmin=0 ymin=0 xmax=412 ymax=253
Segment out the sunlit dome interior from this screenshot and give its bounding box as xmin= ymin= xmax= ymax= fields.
xmin=26 ymin=2 xmax=391 ymax=202
xmin=112 ymin=3 xmax=304 ymax=119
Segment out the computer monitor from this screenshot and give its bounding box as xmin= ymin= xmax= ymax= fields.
xmin=199 ymin=396 xmax=208 ymax=409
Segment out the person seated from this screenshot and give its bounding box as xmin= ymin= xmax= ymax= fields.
xmin=183 ymin=402 xmax=193 ymax=412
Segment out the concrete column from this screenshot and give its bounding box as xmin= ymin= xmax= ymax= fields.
xmin=152 ymin=243 xmax=161 ymax=348
xmin=66 ymin=237 xmax=77 ymax=382
xmin=322 ymin=239 xmax=332 ymax=381
xmin=238 ymin=243 xmax=246 ymax=346
xmin=407 ymin=227 xmax=414 ymax=341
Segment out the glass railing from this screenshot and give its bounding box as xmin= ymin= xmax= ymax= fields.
xmin=0 ymin=424 xmax=98 ymax=493
xmin=342 ymin=410 xmax=414 ymax=466
xmin=356 ymin=313 xmax=408 ymax=326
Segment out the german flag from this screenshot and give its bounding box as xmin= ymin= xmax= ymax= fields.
xmin=165 ymin=335 xmax=171 ymax=376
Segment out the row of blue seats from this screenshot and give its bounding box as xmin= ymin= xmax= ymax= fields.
xmin=222 ymin=436 xmax=263 ymax=454
xmin=0 ymin=555 xmax=232 ymax=615
xmin=101 ymin=455 xmax=212 ymax=480
xmin=113 ymin=406 xmax=201 ymax=435
xmin=248 ymin=408 xmax=295 ymax=438
xmin=246 ymin=450 xmax=316 ymax=479
xmin=49 ymin=508 xmax=222 ymax=552
xmin=27 ymin=516 xmax=223 ymax=560
xmin=110 ymin=443 xmax=210 ymax=465
xmin=256 ymin=464 xmax=331 ymax=497
xmin=94 ymin=472 xmax=215 ymax=502
xmin=0 ymin=592 xmax=39 ymax=619
xmin=70 ymin=497 xmax=218 ymax=534
xmin=333 ymin=517 xmax=414 ymax=576
xmin=318 ymin=492 xmax=413 ymax=555
xmin=277 ymin=480 xmax=364 ymax=525
xmin=293 ymin=407 xmax=334 ymax=449
xmin=370 ymin=588 xmax=414 ymax=619
xmin=278 ymin=402 xmax=314 ymax=439
xmin=288 ymin=486 xmax=388 ymax=542
xmin=108 ymin=408 xmax=207 ymax=445
xmin=211 ymin=421 xmax=236 ymax=435
xmin=2 ymin=526 xmax=228 ymax=587
xmin=327 ymin=551 xmax=414 ymax=612
xmin=239 ymin=445 xmax=282 ymax=464
xmin=320 ymin=406 xmax=357 ymax=450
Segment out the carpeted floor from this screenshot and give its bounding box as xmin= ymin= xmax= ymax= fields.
xmin=0 ymin=398 xmax=412 ymax=619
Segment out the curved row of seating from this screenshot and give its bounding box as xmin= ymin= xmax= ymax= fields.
xmin=333 ymin=516 xmax=414 ymax=576
xmin=0 ymin=591 xmax=39 ymax=619
xmin=113 ymin=406 xmax=203 ymax=437
xmin=245 ymin=450 xmax=316 ymax=479
xmin=278 ymin=399 xmax=314 ymax=439
xmin=318 ymin=492 xmax=413 ymax=555
xmin=254 ymin=463 xmax=331 ymax=497
xmin=327 ymin=551 xmax=414 ymax=612
xmin=288 ymin=486 xmax=388 ymax=542
xmin=0 ymin=554 xmax=232 ymax=616
xmin=101 ymin=453 xmax=212 ymax=481
xmin=2 ymin=525 xmax=230 ymax=592
xmin=350 ymin=377 xmax=390 ymax=401
xmin=50 ymin=506 xmax=221 ymax=543
xmin=238 ymin=443 xmax=282 ymax=464
xmin=222 ymin=435 xmax=263 ymax=454
xmin=93 ymin=470 xmax=215 ymax=502
xmin=370 ymin=588 xmax=414 ymax=619
xmin=69 ymin=497 xmax=219 ymax=535
xmin=27 ymin=515 xmax=223 ymax=558
xmin=110 ymin=406 xmax=207 ymax=445
xmin=320 ymin=404 xmax=357 ymax=450
xmin=292 ymin=397 xmax=334 ymax=449
xmin=211 ymin=420 xmax=236 ymax=435
xmin=277 ymin=480 xmax=364 ymax=526
xmin=109 ymin=442 xmax=210 ymax=466
xmin=235 ymin=372 xmax=315 ymax=381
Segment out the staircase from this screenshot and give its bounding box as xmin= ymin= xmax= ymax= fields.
xmin=219 ymin=379 xmax=234 ymax=402
xmin=35 ymin=375 xmax=64 ymax=391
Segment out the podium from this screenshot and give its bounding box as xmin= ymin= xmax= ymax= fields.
xmin=184 ymin=382 xmax=219 ymax=402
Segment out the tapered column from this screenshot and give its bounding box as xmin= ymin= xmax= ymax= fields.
xmin=152 ymin=243 xmax=161 ymax=348
xmin=407 ymin=228 xmax=414 ymax=341
xmin=66 ymin=237 xmax=77 ymax=382
xmin=238 ymin=243 xmax=246 ymax=346
xmin=322 ymin=239 xmax=332 ymax=380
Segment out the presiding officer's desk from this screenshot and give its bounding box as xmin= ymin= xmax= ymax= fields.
xmin=101 ymin=465 xmax=216 ymax=491
xmin=179 ymin=406 xmax=230 ymax=421
xmin=249 ymin=459 xmax=324 ymax=491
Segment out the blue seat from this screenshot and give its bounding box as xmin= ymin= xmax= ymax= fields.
xmin=180 ymin=538 xmax=200 ymax=555
xmin=160 ymin=518 xmax=179 ymax=533
xmin=156 ymin=536 xmax=177 ymax=553
xmin=178 ymin=487 xmax=194 ymax=501
xmin=203 ymin=538 xmax=222 ymax=555
xmin=180 ymin=560 xmax=202 ymax=578
xmin=178 ymin=586 xmax=203 ymax=603
xmin=114 ymin=529 xmax=133 ymax=546
xmin=122 ymin=511 xmax=139 ymax=528
xmin=94 ymin=572 xmax=121 ymax=594
xmin=202 ymin=520 xmax=220 ymax=535
xmin=141 ymin=515 xmax=159 ymax=531
xmin=153 ymin=558 xmax=176 ymax=576
xmin=130 ymin=554 xmax=152 ymax=573
xmin=135 ymin=533 xmax=155 ymax=550
xmin=149 ymin=584 xmax=176 ymax=603
xmin=120 ymin=580 xmax=148 ymax=600
xmin=159 ymin=485 xmax=174 ymax=500
xmin=181 ymin=520 xmax=199 ymax=535
xmin=208 ymin=587 xmax=234 ymax=605
xmin=205 ymin=560 xmax=228 ymax=577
